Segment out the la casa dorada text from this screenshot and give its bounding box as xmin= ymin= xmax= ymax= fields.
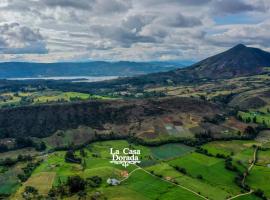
xmin=110 ymin=148 xmax=140 ymax=155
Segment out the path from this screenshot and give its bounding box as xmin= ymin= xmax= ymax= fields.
xmin=120 ymin=165 xmax=209 ymax=200
xmin=227 ymin=190 xmax=253 ymax=200
xmin=228 ymin=146 xmax=258 ymax=200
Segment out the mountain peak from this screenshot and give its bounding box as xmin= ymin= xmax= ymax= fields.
xmin=229 ymin=44 xmax=247 ymax=51
xmin=190 ymin=44 xmax=270 ymax=78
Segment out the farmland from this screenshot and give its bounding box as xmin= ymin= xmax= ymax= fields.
xmin=0 ymin=139 xmax=268 ymax=200
xmin=0 ymin=90 xmax=112 ymax=108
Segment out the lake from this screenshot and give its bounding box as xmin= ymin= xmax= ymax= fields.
xmin=7 ymin=76 xmax=119 ymax=82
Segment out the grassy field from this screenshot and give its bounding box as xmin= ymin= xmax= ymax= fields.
xmin=0 ymin=90 xmax=112 ymax=108
xmin=238 ymin=111 xmax=270 ymax=127
xmin=168 ymin=152 xmax=242 ymax=195
xmin=43 ymin=126 xmax=95 ymax=149
xmin=0 ymin=148 xmax=38 ymax=159
xmin=202 ymin=140 xmax=259 ymax=157
xmin=145 ymin=162 xmax=230 ymax=200
xmin=246 ymin=165 xmax=270 ymax=198
xmin=0 ymin=164 xmax=25 ymax=196
xmin=2 ymin=140 xmax=269 ymax=199
xmin=120 ymin=170 xmax=203 ymax=200
xmin=13 ymin=172 xmax=56 ymax=199
xmin=150 ymin=143 xmax=194 ymax=160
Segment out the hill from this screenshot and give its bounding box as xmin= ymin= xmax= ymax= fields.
xmin=0 ymin=61 xmax=183 ymax=78
xmin=189 ymin=44 xmax=270 ymax=78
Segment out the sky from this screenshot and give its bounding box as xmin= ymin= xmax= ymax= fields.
xmin=0 ymin=0 xmax=269 ymax=62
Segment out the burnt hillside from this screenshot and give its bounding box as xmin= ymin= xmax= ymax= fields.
xmin=0 ymin=97 xmax=220 ymax=138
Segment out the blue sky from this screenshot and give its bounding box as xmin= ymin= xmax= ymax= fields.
xmin=0 ymin=0 xmax=269 ymax=62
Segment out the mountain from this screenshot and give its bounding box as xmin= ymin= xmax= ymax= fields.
xmin=126 ymin=44 xmax=270 ymax=85
xmin=71 ymin=44 xmax=270 ymax=92
xmin=188 ymin=44 xmax=270 ymax=78
xmin=0 ymin=61 xmax=184 ymax=79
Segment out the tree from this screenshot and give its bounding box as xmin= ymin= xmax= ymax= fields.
xmin=254 ymin=189 xmax=267 ymax=200
xmin=22 ymin=186 xmax=39 ymax=200
xmin=65 ymin=150 xmax=81 ymax=164
xmin=244 ymin=126 xmax=257 ymax=138
xmin=67 ymin=176 xmax=86 ymax=194
xmin=253 ymin=116 xmax=257 ymax=123
xmin=87 ymin=176 xmax=102 ymax=187
xmin=35 ymin=141 xmax=46 ymax=151
xmin=0 ymin=144 xmax=8 ymax=153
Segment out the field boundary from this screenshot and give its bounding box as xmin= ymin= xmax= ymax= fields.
xmin=119 ymin=165 xmax=209 ymax=200
xmin=228 ymin=146 xmax=258 ymax=200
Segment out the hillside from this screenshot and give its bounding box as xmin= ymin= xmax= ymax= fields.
xmin=189 ymin=44 xmax=270 ymax=78
xmin=0 ymin=97 xmax=220 ymax=139
xmin=0 ymin=61 xmax=183 ymax=78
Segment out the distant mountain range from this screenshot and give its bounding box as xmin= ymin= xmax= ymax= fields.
xmin=0 ymin=61 xmax=185 ymax=79
xmin=70 ymin=44 xmax=270 ymax=92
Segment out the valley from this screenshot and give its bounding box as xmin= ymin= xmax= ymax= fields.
xmin=1 ymin=44 xmax=270 ymax=199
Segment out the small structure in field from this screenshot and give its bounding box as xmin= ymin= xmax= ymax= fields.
xmin=107 ymin=178 xmax=120 ymax=186
xmin=120 ymin=170 xmax=129 ymax=178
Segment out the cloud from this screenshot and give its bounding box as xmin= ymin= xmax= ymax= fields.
xmin=43 ymin=0 xmax=94 ymax=10
xmin=141 ymin=0 xmax=211 ymax=6
xmin=206 ymin=21 xmax=270 ymax=48
xmin=0 ymin=23 xmax=47 ymax=54
xmin=0 ymin=0 xmax=269 ymax=61
xmin=159 ymin=13 xmax=202 ymax=28
xmin=212 ymin=0 xmax=267 ymax=15
xmin=91 ymin=24 xmax=156 ymax=47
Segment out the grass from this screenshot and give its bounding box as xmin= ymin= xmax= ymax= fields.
xmin=0 ymin=90 xmax=113 ymax=108
xmin=150 ymin=143 xmax=194 ymax=160
xmin=0 ymin=164 xmax=25 ymax=195
xmin=202 ymin=140 xmax=259 ymax=157
xmin=256 ymin=130 xmax=270 ymax=143
xmin=238 ymin=111 xmax=270 ymax=127
xmin=145 ymin=162 xmax=231 ymax=200
xmin=246 ymin=165 xmax=270 ymax=198
xmin=13 ymin=172 xmax=56 ymax=199
xmin=43 ymin=126 xmax=95 ymax=149
xmin=0 ymin=147 xmax=38 ymax=159
xmin=256 ymin=149 xmax=270 ymax=166
xmin=168 ymin=152 xmax=242 ymax=195
xmin=4 ymin=139 xmax=267 ymax=199
xmin=120 ymin=170 xmax=203 ymax=200
xmin=233 ymin=194 xmax=262 ymax=200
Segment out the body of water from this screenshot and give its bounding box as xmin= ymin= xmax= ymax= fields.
xmin=7 ymin=76 xmax=119 ymax=82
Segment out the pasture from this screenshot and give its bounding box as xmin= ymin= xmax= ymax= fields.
xmin=145 ymin=163 xmax=230 ymax=200
xmin=168 ymin=152 xmax=242 ymax=195
xmin=246 ymin=165 xmax=270 ymax=198
xmin=238 ymin=111 xmax=270 ymax=127
xmin=150 ymin=143 xmax=194 ymax=160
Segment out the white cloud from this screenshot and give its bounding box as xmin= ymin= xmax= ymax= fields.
xmin=0 ymin=0 xmax=269 ymax=62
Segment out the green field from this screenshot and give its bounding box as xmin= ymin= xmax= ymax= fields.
xmin=202 ymin=140 xmax=258 ymax=157
xmin=246 ymin=165 xmax=270 ymax=198
xmin=238 ymin=111 xmax=270 ymax=127
xmin=145 ymin=162 xmax=230 ymax=200
xmin=168 ymin=152 xmax=242 ymax=195
xmin=150 ymin=143 xmax=194 ymax=160
xmin=1 ymin=140 xmax=268 ymax=199
xmin=0 ymin=90 xmax=112 ymax=108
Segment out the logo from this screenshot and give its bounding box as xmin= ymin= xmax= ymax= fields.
xmin=109 ymin=148 xmax=141 ymax=168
